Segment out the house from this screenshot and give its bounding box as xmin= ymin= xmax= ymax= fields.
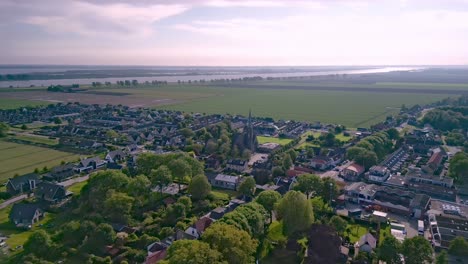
xmin=225 ymin=159 xmax=248 ymax=172
xmin=184 ymin=216 xmax=213 ymax=239
xmin=355 ymin=233 xmax=377 ymax=254
xmin=210 ymin=174 xmax=241 ymax=190
xmin=423 ymin=149 xmax=445 ymax=174
xmin=43 ymin=163 xmax=75 ymax=182
xmin=75 ymin=157 xmax=107 ymax=173
xmin=105 ymin=149 xmax=126 ymax=163
xmin=6 ymin=173 xmax=40 ymax=195
xmin=366 ymin=166 xmax=390 ymax=183
xmin=34 ymin=182 xmax=68 ymax=203
xmin=310 ymin=156 xmax=333 ymax=170
xmin=341 ymin=163 xmax=365 ymax=181
xmin=209 ymin=207 xmax=227 ymax=220
xmin=10 ymin=203 xmax=44 ymax=228
xmin=145 ymin=241 xmax=168 ymax=264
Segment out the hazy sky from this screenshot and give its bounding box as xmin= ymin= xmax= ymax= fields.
xmin=1 ymin=0 xmax=468 ymax=66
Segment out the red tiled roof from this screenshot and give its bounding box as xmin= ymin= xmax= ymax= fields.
xmin=195 ymin=216 xmax=213 ymax=234
xmin=145 ymin=249 xmax=167 ymax=264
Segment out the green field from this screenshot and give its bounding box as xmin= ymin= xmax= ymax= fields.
xmin=0 ymin=98 xmax=45 ymax=109
xmin=1 ymin=78 xmax=466 ymax=127
xmin=0 ymin=141 xmax=80 ymax=183
xmin=67 ymin=180 xmax=88 ymax=195
xmin=155 ymin=85 xmax=449 ymax=127
xmin=257 ymin=136 xmax=292 ymax=146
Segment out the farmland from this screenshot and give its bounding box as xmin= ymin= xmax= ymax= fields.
xmin=0 ymin=98 xmax=45 ymax=109
xmin=0 ymin=141 xmax=80 ymax=183
xmin=1 ymin=70 xmax=467 ymax=127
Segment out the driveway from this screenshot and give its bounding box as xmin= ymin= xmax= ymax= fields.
xmin=0 ymin=194 xmax=28 ymax=210
xmin=58 ymin=175 xmax=89 ymax=187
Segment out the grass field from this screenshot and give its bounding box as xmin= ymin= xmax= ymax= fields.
xmin=1 ymin=78 xmax=466 ymax=127
xmin=257 ymin=136 xmax=292 ymax=145
xmin=156 ymin=85 xmax=449 ymax=127
xmin=0 ymin=98 xmax=45 ymax=109
xmin=0 ymin=141 xmax=80 ymax=183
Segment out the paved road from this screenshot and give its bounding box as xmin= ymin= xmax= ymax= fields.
xmin=0 ymin=194 xmax=28 ymax=210
xmin=58 ymin=175 xmax=89 ymax=187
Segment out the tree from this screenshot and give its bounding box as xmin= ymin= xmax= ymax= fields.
xmin=103 ymin=190 xmax=134 ymax=223
xmin=401 ymin=236 xmax=433 ymax=264
xmin=188 ymin=174 xmax=211 ymax=200
xmin=24 ymin=230 xmax=54 ymax=258
xmin=238 ymin=177 xmax=256 ymax=198
xmin=136 ymin=153 xmax=162 ymax=175
xmin=106 ymin=129 xmax=118 ymax=140
xmin=256 ymin=190 xmax=281 ymax=223
xmin=202 ymin=223 xmax=258 ymax=264
xmin=287 ymin=149 xmax=297 ymax=162
xmin=293 ymin=174 xmax=322 ymax=199
xmin=282 ymin=154 xmax=293 ymax=170
xmin=21 ymin=124 xmax=28 ymax=130
xmin=169 ymin=159 xmax=192 ymax=192
xmin=180 ymin=128 xmax=194 ymax=138
xmin=276 ymin=190 xmax=314 ymax=235
xmin=386 ymin=128 xmax=400 ymax=140
xmin=272 ymin=166 xmax=284 ymax=177
xmin=436 ymin=250 xmax=448 ymax=264
xmin=378 ymin=235 xmax=402 ymax=264
xmin=53 ymin=117 xmax=62 ymax=124
xmin=0 ymin=122 xmax=9 ymax=137
xmin=449 ymin=152 xmax=468 ymax=183
xmin=150 ymin=166 xmax=172 ymax=196
xmin=127 ymin=175 xmax=150 ymax=197
xmin=161 ymin=240 xmax=225 ymax=264
xmin=448 ymin=236 xmax=468 ymax=257
xmin=328 ymin=216 xmax=347 ymax=235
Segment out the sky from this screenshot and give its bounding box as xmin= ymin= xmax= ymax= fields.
xmin=1 ymin=0 xmax=468 ymax=66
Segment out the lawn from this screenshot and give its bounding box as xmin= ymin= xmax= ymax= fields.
xmin=0 ymin=205 xmax=56 ymax=252
xmin=211 ymin=188 xmax=239 ymax=200
xmin=257 ymin=136 xmax=292 ymax=146
xmin=0 ymin=98 xmax=45 ymax=109
xmin=67 ymin=180 xmax=88 ymax=195
xmin=0 ymin=141 xmax=80 ymax=183
xmin=346 ymin=223 xmax=369 ymax=243
xmin=335 ymin=133 xmax=352 ymax=142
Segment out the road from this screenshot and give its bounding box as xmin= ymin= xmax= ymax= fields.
xmin=0 ymin=194 xmax=28 ymax=210
xmin=58 ymin=175 xmax=89 ymax=187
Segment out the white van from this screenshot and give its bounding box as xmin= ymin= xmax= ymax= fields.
xmin=418 ymin=220 xmax=424 ymax=236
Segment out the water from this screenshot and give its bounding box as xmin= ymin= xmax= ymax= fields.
xmin=0 ymin=66 xmax=421 ymax=88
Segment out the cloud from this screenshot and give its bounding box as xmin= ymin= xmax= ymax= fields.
xmin=16 ymin=1 xmax=188 ymax=37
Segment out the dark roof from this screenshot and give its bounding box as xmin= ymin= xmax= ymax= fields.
xmin=106 ymin=150 xmax=125 ymax=160
xmin=79 ymin=157 xmax=103 ymax=167
xmin=35 ymin=182 xmax=65 ymax=200
xmin=227 ymin=159 xmax=247 ymax=166
xmin=51 ymin=163 xmax=75 ymax=173
xmin=8 ymin=173 xmax=40 ymax=191
xmin=10 ymin=203 xmax=42 ymax=221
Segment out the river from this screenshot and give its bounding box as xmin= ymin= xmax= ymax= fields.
xmin=0 ymin=66 xmax=421 ymax=88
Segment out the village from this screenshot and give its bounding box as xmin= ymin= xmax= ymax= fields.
xmin=0 ymin=97 xmax=467 ymax=264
